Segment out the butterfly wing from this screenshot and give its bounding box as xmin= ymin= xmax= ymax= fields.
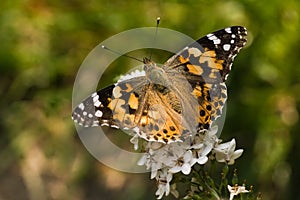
xmin=72 ymin=76 xmax=190 ymax=143
xmin=164 ymin=26 xmax=247 ymax=131
xmin=165 ymin=26 xmax=247 ymax=82
xmin=72 ymin=76 xmax=146 ymax=128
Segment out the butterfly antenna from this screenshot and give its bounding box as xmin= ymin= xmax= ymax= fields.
xmin=149 ymin=17 xmax=160 ymax=60
xmin=101 ymin=45 xmax=143 ymax=63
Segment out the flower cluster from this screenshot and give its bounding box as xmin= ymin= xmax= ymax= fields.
xmin=131 ymin=125 xmax=244 ymax=199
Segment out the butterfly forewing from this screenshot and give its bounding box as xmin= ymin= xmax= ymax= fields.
xmin=164 ymin=26 xmax=247 ymax=82
xmin=72 ymin=76 xmax=146 ymax=128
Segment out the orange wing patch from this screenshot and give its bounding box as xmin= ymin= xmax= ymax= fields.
xmin=177 ymin=47 xmax=225 ymax=80
xmin=200 ymin=48 xmax=224 ymax=70
xmin=192 ymin=82 xmax=227 ymax=131
xmin=128 ymin=93 xmax=139 ymax=110
xmin=108 ymin=98 xmax=126 ymax=122
xmin=138 ymin=106 xmax=185 ymax=143
xmin=186 ymin=64 xmax=204 ymax=75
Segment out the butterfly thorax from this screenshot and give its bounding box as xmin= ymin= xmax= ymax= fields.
xmin=143 ymin=57 xmax=171 ymax=87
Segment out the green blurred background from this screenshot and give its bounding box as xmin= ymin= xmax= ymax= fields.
xmin=0 ymin=0 xmax=299 ymax=199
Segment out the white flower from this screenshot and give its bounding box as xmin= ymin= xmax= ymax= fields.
xmin=203 ymin=125 xmax=219 ymax=151
xmin=155 ymin=169 xmax=173 ymax=199
xmin=191 ymin=153 xmax=208 ymax=165
xmin=158 ymin=142 xmax=186 ymax=167
xmin=156 ymin=183 xmax=169 ymax=199
xmin=137 ymin=152 xmax=163 ymax=179
xmin=168 ymin=150 xmax=194 ymax=175
xmin=135 ymin=125 xmax=241 ymax=199
xmin=150 ymin=162 xmax=163 ymax=179
xmin=188 ymin=126 xmax=218 ymax=165
xmin=228 ymin=185 xmax=249 ymax=200
xmin=213 ymin=139 xmax=243 ymax=165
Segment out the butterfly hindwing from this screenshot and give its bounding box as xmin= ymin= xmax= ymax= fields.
xmin=135 ymin=84 xmax=191 ymax=143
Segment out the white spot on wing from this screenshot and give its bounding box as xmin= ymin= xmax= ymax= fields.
xmin=208 ymin=34 xmax=218 ymax=40
xmin=93 ymin=95 xmax=99 ymax=103
xmin=213 ymin=38 xmax=221 ymax=44
xmin=224 ymin=74 xmax=229 ymax=80
xmin=92 ymin=122 xmax=99 ymax=127
xmin=207 ymin=34 xmax=221 ymax=45
xmin=101 ymin=123 xmax=110 ymax=127
xmin=78 ymin=103 xmax=85 ymax=111
xmin=223 ymin=44 xmax=231 ymax=51
xmin=94 ymin=100 xmax=101 ymax=107
xmin=111 ymin=125 xmax=119 ymax=129
xmin=225 ymin=27 xmax=232 ymax=33
xmin=95 ymin=110 xmax=103 ymax=117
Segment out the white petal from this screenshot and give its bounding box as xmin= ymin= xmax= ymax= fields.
xmin=190 ymin=157 xmax=197 ymax=166
xmin=201 ymin=144 xmax=213 ymax=156
xmin=228 ymin=139 xmax=236 ymax=153
xmin=165 ymin=183 xmax=170 ymax=195
xmin=233 ymin=149 xmax=244 ymax=159
xmin=166 ymin=172 xmax=173 ymax=182
xmin=169 ymin=166 xmax=182 ymax=174
xmin=151 ymin=170 xmax=158 ymax=179
xmin=196 ymin=156 xmax=208 ymax=165
xmin=155 ymin=185 xmax=165 ymax=199
xmin=227 ymin=185 xmax=233 ymax=192
xmin=183 ymin=150 xmax=193 ymax=162
xmin=181 ymin=163 xmax=191 ymax=175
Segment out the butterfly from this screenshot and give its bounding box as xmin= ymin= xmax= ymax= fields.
xmin=72 ymin=26 xmax=247 ymax=144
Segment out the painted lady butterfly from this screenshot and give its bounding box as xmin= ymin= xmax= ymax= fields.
xmin=72 ymin=26 xmax=247 ymax=144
